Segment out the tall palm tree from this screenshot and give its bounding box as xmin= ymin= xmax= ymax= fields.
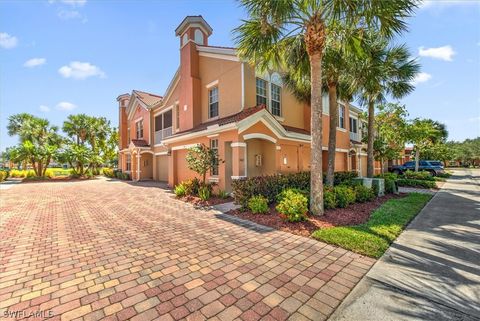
xmin=234 ymin=0 xmax=415 ymax=215
xmin=348 ymin=34 xmax=420 ymax=177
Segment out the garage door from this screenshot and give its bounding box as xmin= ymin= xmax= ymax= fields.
xmin=156 ymin=155 xmax=169 ymax=182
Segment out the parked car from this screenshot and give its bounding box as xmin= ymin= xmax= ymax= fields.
xmin=389 ymin=160 xmax=445 ymax=176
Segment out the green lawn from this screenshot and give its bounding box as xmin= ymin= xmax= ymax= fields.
xmin=312 ymin=193 xmax=432 ymax=258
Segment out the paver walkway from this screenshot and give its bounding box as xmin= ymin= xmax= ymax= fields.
xmin=0 ymin=178 xmax=374 ymax=321
xmin=329 ymin=168 xmax=480 ymax=321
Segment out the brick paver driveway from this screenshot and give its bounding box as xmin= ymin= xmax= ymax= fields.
xmin=0 ymin=178 xmax=374 ymax=321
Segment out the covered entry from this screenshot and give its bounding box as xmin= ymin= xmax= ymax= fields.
xmin=244 ymin=134 xmax=276 ymax=177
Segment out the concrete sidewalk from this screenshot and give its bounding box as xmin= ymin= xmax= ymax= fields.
xmin=329 ymin=169 xmax=480 ymax=321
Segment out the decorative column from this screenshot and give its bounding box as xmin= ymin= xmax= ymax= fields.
xmin=136 ymin=151 xmax=141 ymax=181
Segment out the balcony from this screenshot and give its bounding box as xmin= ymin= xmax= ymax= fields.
xmin=349 ymin=131 xmax=361 ymax=142
xmin=155 ymin=127 xmax=173 ymax=145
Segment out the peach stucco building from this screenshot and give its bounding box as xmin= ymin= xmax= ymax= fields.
xmin=117 ymin=16 xmax=371 ymax=191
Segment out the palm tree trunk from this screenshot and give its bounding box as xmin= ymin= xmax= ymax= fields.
xmin=326 ymin=83 xmax=337 ymax=186
xmin=415 ymin=148 xmax=420 ymax=172
xmin=367 ymin=100 xmax=375 ymax=178
xmin=309 ymin=52 xmax=324 ymax=215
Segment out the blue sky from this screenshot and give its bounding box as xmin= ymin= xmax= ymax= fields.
xmin=1 ymin=0 xmax=479 ymax=150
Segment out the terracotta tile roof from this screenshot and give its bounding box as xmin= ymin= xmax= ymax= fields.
xmin=133 ymin=90 xmax=163 ymax=106
xmin=131 ymin=139 xmax=150 ymax=147
xmin=175 ymin=105 xmax=268 ymax=135
xmin=282 ymin=125 xmax=310 ymax=135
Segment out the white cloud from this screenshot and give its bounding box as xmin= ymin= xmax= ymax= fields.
xmin=418 ymin=45 xmax=455 ymax=61
xmin=49 ymin=0 xmax=87 ymax=6
xmin=412 ymin=72 xmax=432 ymax=85
xmin=0 ymin=32 xmax=18 ymax=49
xmin=58 ymin=10 xmax=82 ymax=20
xmin=420 ymin=0 xmax=479 ymax=9
xmin=468 ymin=116 xmax=480 ymax=122
xmin=56 ymin=101 xmax=77 ymax=111
xmin=24 ymin=58 xmax=46 ymax=68
xmin=58 ymin=61 xmax=106 ymax=80
xmin=39 ymin=105 xmax=51 ymax=112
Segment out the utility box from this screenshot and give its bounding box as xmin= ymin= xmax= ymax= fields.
xmin=352 ymin=177 xmax=373 ymax=188
xmin=372 ymin=178 xmax=385 ymax=196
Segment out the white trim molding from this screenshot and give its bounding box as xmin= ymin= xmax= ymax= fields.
xmin=276 ymin=146 xmax=281 ymax=150
xmin=140 ymin=150 xmax=154 ymax=155
xmin=171 ymin=143 xmax=199 ymax=151
xmin=206 ymin=79 xmax=219 ymax=88
xmin=243 ymin=133 xmax=277 ymax=144
xmin=231 ymin=142 xmax=247 ymax=148
xmin=154 ymin=151 xmax=169 ymax=156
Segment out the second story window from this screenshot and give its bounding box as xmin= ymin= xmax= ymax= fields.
xmin=209 ymin=87 xmax=219 ymax=118
xmin=256 ymin=78 xmax=267 ymax=106
xmin=349 ymin=117 xmax=358 ymax=133
xmin=210 ymin=139 xmax=219 ymax=176
xmin=271 ymin=84 xmax=281 ymax=116
xmin=338 ymin=104 xmax=345 ymax=129
xmin=175 ymin=104 xmax=180 ymax=129
xmin=135 ymin=119 xmax=144 ymax=139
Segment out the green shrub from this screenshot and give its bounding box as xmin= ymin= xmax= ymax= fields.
xmin=217 ymin=190 xmax=230 ymax=199
xmin=115 ymin=171 xmax=123 ymax=179
xmin=122 ymin=173 xmax=130 ymax=180
xmin=397 ymin=178 xmax=436 ymax=189
xmin=174 ymin=183 xmax=187 ymax=197
xmin=376 ymin=172 xmax=398 ymax=180
xmin=183 ymin=178 xmax=201 ymax=196
xmin=331 ymin=171 xmax=359 ymax=186
xmin=436 ymin=172 xmax=451 ymax=178
xmin=334 ymin=186 xmax=356 ymax=208
xmin=403 ymin=170 xmax=434 ymax=181
xmin=232 ymin=172 xmax=310 ymax=209
xmin=248 ymin=195 xmax=269 ymax=214
xmin=0 ymin=171 xmax=6 ymax=182
xmin=384 ymin=178 xmax=397 ymax=194
xmin=323 ymin=187 xmax=337 ymax=209
xmin=103 ymin=168 xmax=115 ymax=178
xmin=276 ymin=188 xmax=309 ymax=203
xmin=276 ymin=190 xmax=308 ymax=222
xmin=198 ymin=185 xmax=211 ymax=201
xmin=354 ymin=185 xmax=375 ymax=203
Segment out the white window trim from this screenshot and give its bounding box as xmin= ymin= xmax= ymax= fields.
xmin=270 ymin=83 xmax=282 ymax=117
xmin=206 ymin=79 xmax=219 ymax=88
xmin=208 ymin=86 xmax=219 ymax=119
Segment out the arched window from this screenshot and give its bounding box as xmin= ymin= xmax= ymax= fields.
xmin=194 ymin=29 xmax=204 ymax=45
xmin=182 ymin=33 xmax=188 ymax=46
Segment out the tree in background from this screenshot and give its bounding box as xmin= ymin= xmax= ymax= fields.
xmin=59 ymin=114 xmax=117 ymax=176
xmin=371 ymin=103 xmax=408 ymax=173
xmin=348 ymin=33 xmax=419 ymax=178
xmin=234 ymin=0 xmax=415 ymax=215
xmin=421 ymin=142 xmax=456 ymax=167
xmin=407 ymin=118 xmax=448 ymax=171
xmin=7 ymin=113 xmax=62 ymax=177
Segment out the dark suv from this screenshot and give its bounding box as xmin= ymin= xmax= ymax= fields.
xmin=389 ymin=160 xmax=445 ymax=176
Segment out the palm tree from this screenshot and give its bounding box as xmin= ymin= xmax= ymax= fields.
xmin=234 ymin=0 xmax=415 ymax=215
xmin=348 ymin=34 xmax=419 ymax=177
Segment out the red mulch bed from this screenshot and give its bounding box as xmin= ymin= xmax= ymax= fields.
xmin=227 ymin=193 xmax=406 ymax=238
xmin=177 ymin=195 xmax=234 ymax=207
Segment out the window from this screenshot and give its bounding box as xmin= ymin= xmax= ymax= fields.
xmin=349 ymin=117 xmax=358 ymax=133
xmin=210 ymin=139 xmax=219 ymax=176
xmin=256 ymin=78 xmax=267 ymax=106
xmin=126 ymin=154 xmax=131 ymax=171
xmin=338 ymin=104 xmax=345 ymax=129
xmin=271 ymin=84 xmax=281 ymax=116
xmin=127 ymin=128 xmax=130 ymax=144
xmin=135 ymin=119 xmax=143 ymax=139
xmin=209 ymin=87 xmax=219 ymax=118
xmin=175 ymin=104 xmax=180 ymax=129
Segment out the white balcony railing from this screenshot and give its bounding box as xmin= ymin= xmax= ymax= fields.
xmin=349 ymin=131 xmax=361 ymax=142
xmin=155 ymin=127 xmax=173 ymax=144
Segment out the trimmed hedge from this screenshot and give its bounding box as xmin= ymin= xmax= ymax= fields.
xmin=397 ymin=178 xmax=436 ymax=189
xmin=403 ymin=170 xmax=434 ymax=181
xmin=232 ymin=171 xmax=359 ymax=209
xmin=248 ymin=195 xmax=269 ymax=214
xmin=0 ymin=170 xmax=8 ymax=182
xmin=276 ymin=189 xmax=308 ymax=222
xmin=232 ymin=172 xmax=310 ymax=209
